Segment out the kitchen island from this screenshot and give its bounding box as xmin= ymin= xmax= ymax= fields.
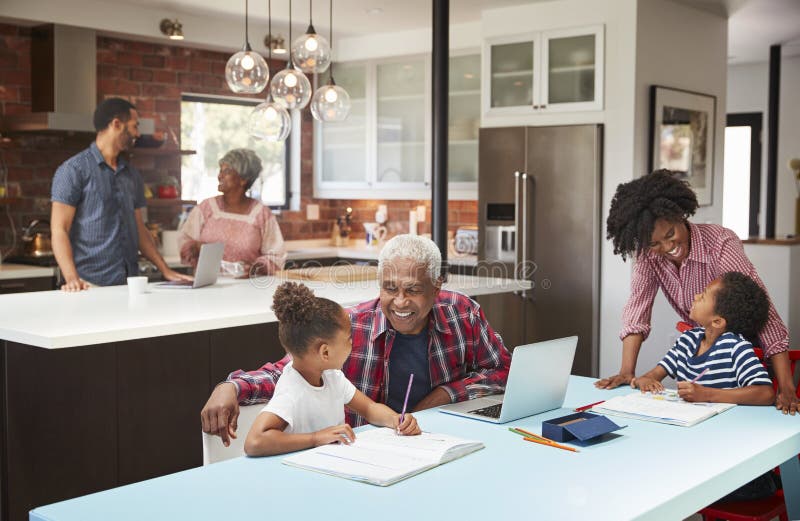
xmin=0 ymin=274 xmax=524 ymax=521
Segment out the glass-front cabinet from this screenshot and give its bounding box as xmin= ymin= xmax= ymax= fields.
xmin=315 ymin=53 xmax=479 ymax=200
xmin=483 ymin=25 xmax=603 ymax=117
xmin=317 ymin=63 xmax=368 ymax=185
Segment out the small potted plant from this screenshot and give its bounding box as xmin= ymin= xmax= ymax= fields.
xmin=157 ymin=175 xmax=180 ymax=199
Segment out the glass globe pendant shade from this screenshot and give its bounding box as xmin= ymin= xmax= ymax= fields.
xmin=248 ymin=100 xmax=291 ymax=141
xmin=270 ymin=66 xmax=312 ymax=110
xmin=310 ymin=82 xmax=351 ymax=122
xmin=225 ymin=46 xmax=269 ymax=93
xmin=291 ymin=27 xmax=331 ymax=73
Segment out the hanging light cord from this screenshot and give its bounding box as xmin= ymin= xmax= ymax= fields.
xmin=245 ymin=0 xmax=250 ymax=46
xmin=329 ymin=0 xmax=335 ymax=81
xmin=268 ymin=0 xmax=272 ymax=60
xmin=309 ymin=0 xmax=313 ymax=26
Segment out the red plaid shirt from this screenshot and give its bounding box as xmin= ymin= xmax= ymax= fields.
xmin=227 ymin=290 xmax=511 ymax=426
xmin=621 ymin=223 xmax=788 ymax=357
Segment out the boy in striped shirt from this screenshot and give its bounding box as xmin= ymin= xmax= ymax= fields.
xmin=631 ymin=271 xmax=774 ymax=406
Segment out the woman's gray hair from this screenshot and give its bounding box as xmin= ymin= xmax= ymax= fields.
xmin=378 ymin=234 xmax=442 ymax=282
xmin=219 ymin=148 xmax=262 ymax=189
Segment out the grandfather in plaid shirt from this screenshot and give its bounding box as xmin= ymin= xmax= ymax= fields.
xmin=202 ymin=234 xmax=511 ymax=446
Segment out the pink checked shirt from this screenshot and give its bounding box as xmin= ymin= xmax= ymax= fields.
xmin=178 ymin=196 xmax=286 ymax=274
xmin=621 ymin=223 xmax=788 ymax=357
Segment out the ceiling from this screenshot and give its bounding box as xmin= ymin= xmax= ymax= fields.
xmin=4 ymin=0 xmax=800 ymax=65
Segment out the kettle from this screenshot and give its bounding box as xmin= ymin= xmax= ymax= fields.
xmin=22 ymin=220 xmax=53 ymax=257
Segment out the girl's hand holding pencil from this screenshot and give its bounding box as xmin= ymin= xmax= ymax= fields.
xmin=393 ymin=413 xmax=421 ymax=436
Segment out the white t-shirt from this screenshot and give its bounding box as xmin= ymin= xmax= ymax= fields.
xmin=262 ymin=361 xmax=357 ymax=434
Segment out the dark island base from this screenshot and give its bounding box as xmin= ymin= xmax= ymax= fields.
xmin=0 ymin=322 xmax=284 ymax=521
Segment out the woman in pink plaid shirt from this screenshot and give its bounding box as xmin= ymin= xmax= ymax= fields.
xmin=595 ymin=170 xmax=797 ymax=415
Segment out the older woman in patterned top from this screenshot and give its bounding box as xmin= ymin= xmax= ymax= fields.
xmin=595 ymin=170 xmax=796 ymax=415
xmin=179 ymin=148 xmax=286 ymax=277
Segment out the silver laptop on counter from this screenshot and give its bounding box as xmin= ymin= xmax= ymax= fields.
xmin=438 ymin=336 xmax=577 ymax=423
xmin=155 ymin=242 xmax=224 ymax=289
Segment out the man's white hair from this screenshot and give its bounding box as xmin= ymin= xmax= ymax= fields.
xmin=378 ymin=234 xmax=442 ymax=281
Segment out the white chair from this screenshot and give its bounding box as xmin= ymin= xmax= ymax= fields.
xmin=202 ymin=403 xmax=264 ymax=465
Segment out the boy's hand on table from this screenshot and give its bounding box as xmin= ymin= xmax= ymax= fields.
xmin=631 ymin=376 xmax=663 ymax=393
xmin=677 ymin=381 xmax=710 ymax=402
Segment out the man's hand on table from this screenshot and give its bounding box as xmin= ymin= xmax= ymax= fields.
xmin=201 ymin=382 xmax=240 ymax=446
xmin=775 ymin=386 xmax=799 ymax=416
xmin=60 ymin=277 xmax=91 ymax=292
xmin=412 ymin=386 xmax=452 ymax=411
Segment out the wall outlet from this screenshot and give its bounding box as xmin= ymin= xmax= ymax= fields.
xmin=306 ymin=204 xmax=320 ymax=220
xmin=416 ymin=205 xmax=426 ymax=222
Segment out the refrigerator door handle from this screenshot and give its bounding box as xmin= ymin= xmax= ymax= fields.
xmin=522 ymin=172 xmax=535 ymax=303
xmin=514 ymin=171 xmax=520 ymax=279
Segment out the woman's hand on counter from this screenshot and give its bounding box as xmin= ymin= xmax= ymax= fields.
xmin=162 ymin=268 xmax=194 ymax=282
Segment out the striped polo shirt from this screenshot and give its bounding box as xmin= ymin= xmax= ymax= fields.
xmin=658 ymin=328 xmax=772 ymax=388
xmin=51 ymin=142 xmax=146 ymax=286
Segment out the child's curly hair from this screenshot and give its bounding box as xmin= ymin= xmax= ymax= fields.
xmin=606 ymin=170 xmax=699 ymax=260
xmin=272 ymin=282 xmax=346 ymax=356
xmin=714 ymin=272 xmax=769 ymax=343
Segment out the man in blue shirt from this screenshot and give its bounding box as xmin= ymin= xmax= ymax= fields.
xmin=50 ymin=98 xmax=192 ymax=290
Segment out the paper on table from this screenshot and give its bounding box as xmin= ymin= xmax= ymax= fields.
xmin=282 ymin=428 xmax=484 ymax=486
xmin=591 ymin=391 xmax=735 ymax=427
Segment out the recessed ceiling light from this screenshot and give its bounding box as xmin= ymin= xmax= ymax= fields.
xmin=513 ymin=81 xmax=523 ymax=87
xmin=365 ymin=7 xmax=384 ymax=15
xmin=464 ymin=73 xmax=474 ymax=79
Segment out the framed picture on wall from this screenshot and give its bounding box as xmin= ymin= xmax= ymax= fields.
xmin=649 ymin=85 xmax=716 ymax=206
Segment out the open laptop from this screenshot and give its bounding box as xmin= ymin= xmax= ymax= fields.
xmin=155 ymin=242 xmax=224 ymax=289
xmin=439 ymin=336 xmax=578 ymax=423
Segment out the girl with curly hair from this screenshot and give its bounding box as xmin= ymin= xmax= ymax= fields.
xmin=596 ymin=170 xmax=796 ymax=415
xmin=244 ymin=282 xmax=421 ymax=456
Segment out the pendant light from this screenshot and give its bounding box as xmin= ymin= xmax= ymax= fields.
xmin=249 ymin=0 xmax=291 ymax=141
xmin=270 ymin=0 xmax=312 ymax=110
xmin=226 ymin=0 xmax=269 ymax=94
xmin=310 ymin=0 xmax=350 ymax=121
xmin=291 ymin=0 xmax=331 ymax=73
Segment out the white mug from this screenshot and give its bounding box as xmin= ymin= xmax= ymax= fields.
xmin=127 ymin=276 xmax=149 ymax=295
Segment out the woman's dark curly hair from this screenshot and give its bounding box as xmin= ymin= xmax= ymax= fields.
xmin=714 ymin=272 xmax=769 ymax=343
xmin=272 ymin=282 xmax=346 ymax=356
xmin=606 ymin=170 xmax=699 ymax=260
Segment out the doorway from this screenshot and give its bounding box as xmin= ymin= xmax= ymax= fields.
xmin=723 ymin=113 xmax=762 ymax=239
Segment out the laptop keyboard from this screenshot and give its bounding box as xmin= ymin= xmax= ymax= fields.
xmin=468 ymin=403 xmax=503 ymax=418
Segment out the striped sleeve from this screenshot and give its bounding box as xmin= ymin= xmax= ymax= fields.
xmin=620 ymin=257 xmax=659 ymax=341
xmin=658 ymin=331 xmax=697 ymax=378
xmin=731 ymin=340 xmax=772 ymax=387
xmin=716 ymin=232 xmax=789 ymax=357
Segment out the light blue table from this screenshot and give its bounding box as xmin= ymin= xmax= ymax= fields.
xmin=30 ymin=377 xmax=800 ymax=521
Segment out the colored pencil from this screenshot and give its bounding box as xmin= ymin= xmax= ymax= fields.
xmin=690 ymin=367 xmax=709 ymax=383
xmin=574 ymin=400 xmax=605 ymax=412
xmin=398 ymin=373 xmax=414 ymax=428
xmin=523 ymin=436 xmax=579 ymax=453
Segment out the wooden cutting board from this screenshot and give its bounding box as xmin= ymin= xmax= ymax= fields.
xmin=277 ymin=265 xmax=378 ymax=283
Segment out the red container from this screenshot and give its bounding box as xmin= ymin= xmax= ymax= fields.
xmin=157 ymin=186 xmax=178 ymax=199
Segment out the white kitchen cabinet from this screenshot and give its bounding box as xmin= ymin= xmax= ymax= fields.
xmin=482 ymin=24 xmax=603 ymax=120
xmin=314 ymin=53 xmax=479 ymax=200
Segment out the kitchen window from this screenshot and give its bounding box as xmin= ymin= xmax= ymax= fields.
xmin=180 ymin=94 xmax=290 ymax=209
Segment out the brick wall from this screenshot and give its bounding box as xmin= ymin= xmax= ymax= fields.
xmin=0 ymin=22 xmax=477 ymax=254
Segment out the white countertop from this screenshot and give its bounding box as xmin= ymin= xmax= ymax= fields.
xmin=0 ymin=275 xmax=527 ymax=349
xmin=0 ymin=263 xmax=55 ymax=280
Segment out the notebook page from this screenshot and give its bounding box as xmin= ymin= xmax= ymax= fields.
xmin=593 ymin=392 xmax=735 ymax=426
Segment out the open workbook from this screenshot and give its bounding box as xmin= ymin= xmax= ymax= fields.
xmin=282 ymin=427 xmax=484 ymax=486
xmin=591 ymin=390 xmax=736 ymax=427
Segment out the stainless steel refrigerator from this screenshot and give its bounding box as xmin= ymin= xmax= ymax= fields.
xmin=477 ymin=125 xmax=602 ymax=377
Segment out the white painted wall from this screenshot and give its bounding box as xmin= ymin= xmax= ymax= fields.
xmin=627 ymin=0 xmax=728 ymax=378
xmin=727 ymin=57 xmax=800 ymax=239
xmin=335 ymin=22 xmax=481 ymax=61
xmin=744 ymin=243 xmax=800 ymax=341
